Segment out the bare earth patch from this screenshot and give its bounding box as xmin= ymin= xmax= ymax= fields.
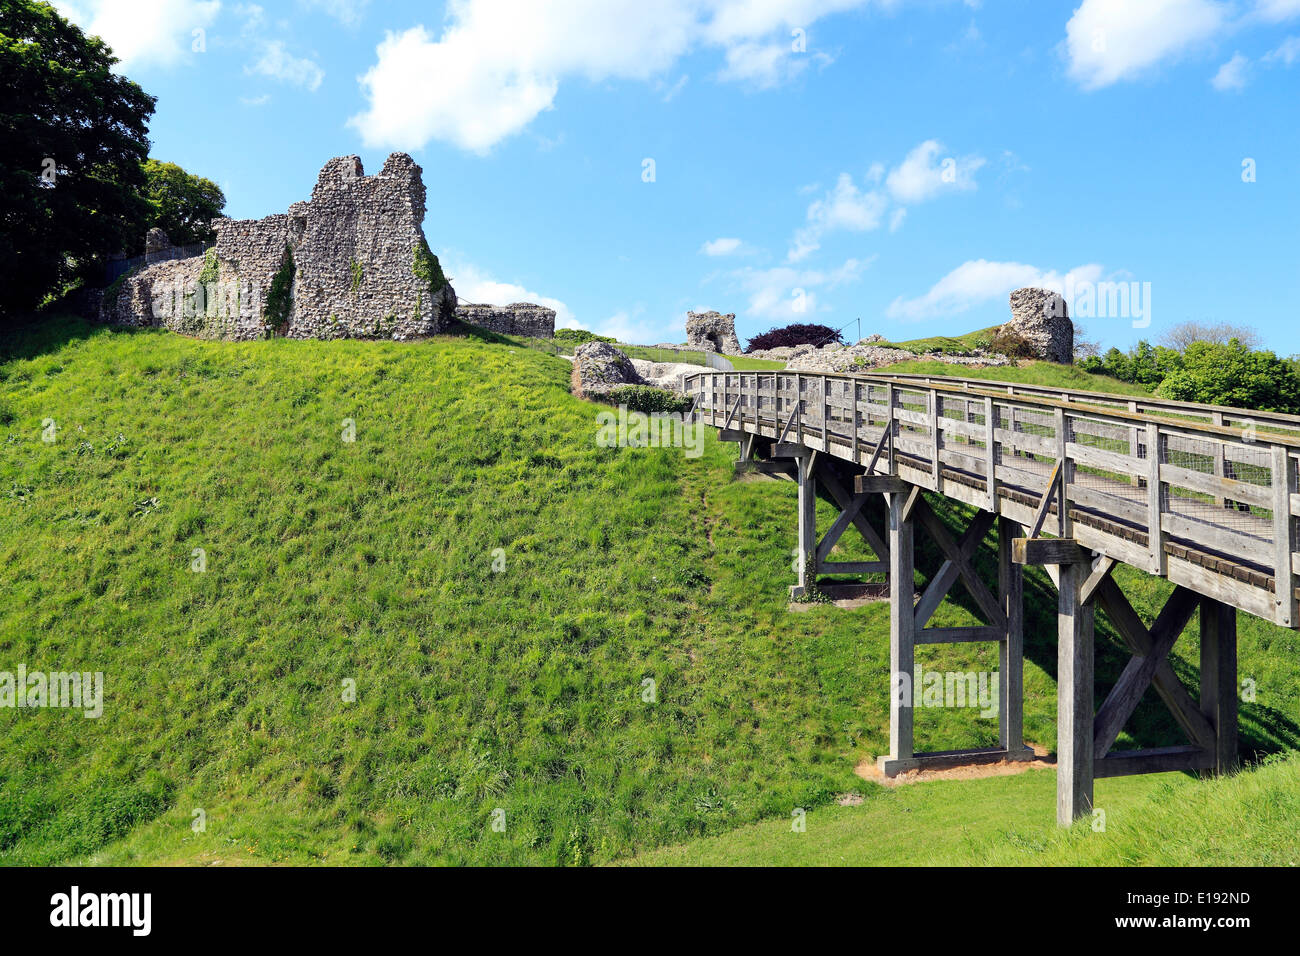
xmin=854 ymin=743 xmax=1055 ymax=786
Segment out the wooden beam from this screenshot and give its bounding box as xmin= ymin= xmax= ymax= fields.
xmin=1079 ymin=555 xmax=1116 ymax=606
xmin=999 ymin=516 xmax=1025 ymax=754
xmin=916 ymin=625 xmax=1004 ymax=644
xmin=912 ymin=506 xmax=1000 ymax=630
xmin=1056 ymin=559 xmax=1095 ymax=825
xmin=815 ymin=465 xmax=888 ymax=561
xmin=1200 ymin=596 xmax=1239 ymax=775
xmin=792 ymin=454 xmax=817 ymax=599
xmin=1094 ymin=577 xmax=1216 ymax=753
xmin=854 ymin=474 xmax=911 ymax=495
xmin=1027 ymin=459 xmax=1063 ymax=539
xmin=1091 ymin=585 xmax=1200 ymax=759
xmin=1095 ymin=745 xmax=1214 ymax=779
xmin=1013 ymin=537 xmax=1090 ymax=566
xmin=880 ymin=488 xmax=915 ymax=771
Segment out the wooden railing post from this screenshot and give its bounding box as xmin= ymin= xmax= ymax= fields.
xmin=985 ymin=396 xmax=997 ymax=511
xmin=1271 ymin=445 xmax=1295 ymax=627
xmin=1147 ymin=422 xmax=1165 ymax=574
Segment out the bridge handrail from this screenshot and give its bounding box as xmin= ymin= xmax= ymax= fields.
xmin=868 ymin=371 xmax=1300 ymax=437
xmin=685 ymin=368 xmax=1300 ymax=627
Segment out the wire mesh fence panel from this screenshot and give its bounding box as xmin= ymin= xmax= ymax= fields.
xmin=1162 ymin=431 xmax=1275 ymax=546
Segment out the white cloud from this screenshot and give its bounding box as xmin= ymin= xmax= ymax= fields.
xmin=349 ymin=0 xmax=887 ymax=153
xmin=54 ymin=0 xmax=221 ymax=70
xmin=1063 ymin=0 xmax=1230 ymax=90
xmin=788 ymin=172 xmax=888 ymax=262
xmin=1211 ymin=52 xmax=1250 ymax=90
xmin=786 ymin=140 xmax=982 ymax=262
xmin=445 ymin=259 xmax=576 ymax=329
xmin=588 ymin=308 xmax=674 ymax=344
xmin=886 ymin=259 xmax=1105 ymax=321
xmin=239 ymin=92 xmax=271 ymax=106
xmin=701 ymin=237 xmax=744 ymax=256
xmin=885 ymin=139 xmax=984 ymax=203
xmin=731 ymin=257 xmax=872 ymax=321
xmin=246 ymin=39 xmax=324 ymax=90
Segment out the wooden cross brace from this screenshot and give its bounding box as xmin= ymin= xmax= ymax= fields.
xmin=811 ymin=461 xmax=888 ymax=574
xmin=1090 ymin=574 xmax=1217 ymax=766
xmin=913 ymin=498 xmax=1005 ymax=634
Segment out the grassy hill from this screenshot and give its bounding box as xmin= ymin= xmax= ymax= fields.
xmin=2 ymin=317 xmax=1298 ymax=866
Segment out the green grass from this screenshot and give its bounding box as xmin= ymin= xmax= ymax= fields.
xmin=868 ymin=326 xmax=1001 ymax=355
xmin=1 ymin=317 xmax=1297 ymax=866
xmin=880 ymin=358 xmax=1155 ymax=397
xmin=629 ymin=754 xmax=1300 ymax=865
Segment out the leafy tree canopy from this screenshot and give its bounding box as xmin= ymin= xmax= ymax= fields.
xmin=0 ymin=0 xmax=155 ymax=316
xmin=1156 ymin=339 xmax=1300 ymax=414
xmin=136 ymin=158 xmax=225 ymax=248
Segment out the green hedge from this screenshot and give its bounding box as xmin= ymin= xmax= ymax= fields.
xmin=606 ymin=384 xmax=693 ymax=415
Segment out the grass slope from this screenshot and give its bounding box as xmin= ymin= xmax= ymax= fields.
xmin=1 ymin=318 xmax=1297 ymax=866
xmin=630 ymin=754 xmax=1300 ymax=866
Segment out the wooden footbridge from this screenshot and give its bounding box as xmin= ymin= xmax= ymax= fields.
xmin=684 ymin=368 xmax=1300 ymax=824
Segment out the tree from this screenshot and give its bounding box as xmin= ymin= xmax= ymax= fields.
xmin=135 ymin=159 xmax=225 ymax=248
xmin=1157 ymin=339 xmax=1300 ymax=413
xmin=0 ymin=0 xmax=155 ymax=316
xmin=1160 ymin=321 xmax=1260 ymax=353
xmin=1078 ymin=340 xmax=1182 ymax=388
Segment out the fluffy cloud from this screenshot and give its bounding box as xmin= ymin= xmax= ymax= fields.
xmin=701 ymin=237 xmax=745 ymax=256
xmin=246 ymin=40 xmax=324 ymax=90
xmin=54 ymin=0 xmax=221 ymax=70
xmin=1063 ymin=0 xmax=1230 ymax=90
xmin=885 ymin=139 xmax=984 ymax=203
xmin=787 ymin=140 xmax=982 ymax=261
xmin=886 ymin=259 xmax=1104 ymax=321
xmin=1211 ymin=52 xmax=1251 ymax=90
xmin=1255 ymin=0 xmax=1300 ymax=22
xmin=1264 ymin=35 xmax=1300 ymax=64
xmin=731 ymin=257 xmax=872 ymax=321
xmin=349 ymin=0 xmax=887 ymax=152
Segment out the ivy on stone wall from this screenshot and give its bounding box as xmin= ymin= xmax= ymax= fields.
xmin=412 ymin=237 xmax=448 ymax=293
xmin=263 ymin=244 xmax=295 ymax=336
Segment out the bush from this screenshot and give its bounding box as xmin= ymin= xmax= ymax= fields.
xmin=986 ymin=328 xmax=1037 ymax=360
xmin=1156 ymin=339 xmax=1300 ymax=413
xmin=555 ymin=328 xmax=616 ymax=346
xmin=606 ymin=385 xmax=693 ymax=415
xmin=746 ymin=323 xmax=843 ymax=353
xmin=1077 ymin=340 xmax=1183 ymax=387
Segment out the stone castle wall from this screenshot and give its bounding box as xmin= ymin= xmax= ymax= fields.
xmin=455 ymin=301 xmax=556 ymax=338
xmin=89 ymin=153 xmax=456 ymax=341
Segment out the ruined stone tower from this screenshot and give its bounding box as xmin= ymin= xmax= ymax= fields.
xmin=92 ymin=153 xmax=457 ymax=341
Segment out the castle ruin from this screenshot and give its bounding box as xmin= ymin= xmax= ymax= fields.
xmin=89 ymin=153 xmax=549 ymax=343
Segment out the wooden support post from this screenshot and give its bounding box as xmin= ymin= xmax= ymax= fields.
xmin=1057 ymin=557 xmax=1095 ymax=825
xmin=999 ymin=517 xmax=1025 ymax=755
xmin=792 ymin=454 xmax=818 ymax=600
xmin=878 ymin=488 xmax=915 ymax=774
xmin=1200 ymin=597 xmax=1239 ymax=776
xmin=985 ymin=396 xmax=997 ymax=512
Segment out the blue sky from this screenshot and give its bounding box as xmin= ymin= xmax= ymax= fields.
xmin=54 ymin=0 xmax=1300 ymax=352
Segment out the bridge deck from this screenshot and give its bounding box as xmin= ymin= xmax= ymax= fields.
xmin=687 ymin=369 xmax=1300 ymax=627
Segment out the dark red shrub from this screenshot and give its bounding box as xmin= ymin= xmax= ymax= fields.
xmin=746 ymin=323 xmax=844 ymax=353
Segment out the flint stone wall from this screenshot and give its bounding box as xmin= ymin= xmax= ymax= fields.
xmin=90 ymin=153 xmax=456 ymax=341
xmin=1001 ymin=287 xmax=1073 ymax=363
xmin=685 ymin=310 xmax=742 ymax=355
xmin=455 ymin=301 xmax=556 ymax=338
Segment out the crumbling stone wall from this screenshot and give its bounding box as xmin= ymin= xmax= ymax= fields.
xmin=455 ymin=301 xmax=556 ymax=338
xmin=89 ymin=153 xmax=456 ymax=341
xmin=1001 ymin=287 xmax=1073 ymax=363
xmin=685 ymin=310 xmax=742 ymax=354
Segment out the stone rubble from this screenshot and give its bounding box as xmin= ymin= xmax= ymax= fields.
xmin=572 ymin=341 xmax=645 ymax=397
